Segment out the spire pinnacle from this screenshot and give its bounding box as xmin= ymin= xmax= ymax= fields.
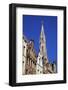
xmin=40 ymin=21 xmax=45 ymax=40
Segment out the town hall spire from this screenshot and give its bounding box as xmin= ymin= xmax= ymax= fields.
xmin=36 ymin=22 xmax=48 ymax=74
xmin=40 ymin=22 xmax=47 ymax=59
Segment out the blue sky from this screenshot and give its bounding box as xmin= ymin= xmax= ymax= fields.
xmin=23 ymin=15 xmax=57 ymax=64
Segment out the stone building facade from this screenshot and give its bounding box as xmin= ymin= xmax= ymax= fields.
xmin=25 ymin=40 xmax=37 ymax=74
xmin=22 ymin=23 xmax=56 ymax=75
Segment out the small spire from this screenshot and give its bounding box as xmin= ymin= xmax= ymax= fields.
xmin=41 ymin=21 xmax=44 ymax=31
xmin=40 ymin=21 xmax=45 ymax=38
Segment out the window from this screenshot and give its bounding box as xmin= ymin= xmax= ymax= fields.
xmin=42 ymin=57 xmax=44 ymax=60
xmin=23 ymin=46 xmax=25 ymax=56
xmin=35 ymin=63 xmax=36 ymax=65
xmin=22 ymin=61 xmax=24 ymax=63
xmin=24 ymin=46 xmax=25 ymax=48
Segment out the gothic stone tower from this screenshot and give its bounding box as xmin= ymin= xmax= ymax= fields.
xmin=36 ymin=22 xmax=48 ymax=74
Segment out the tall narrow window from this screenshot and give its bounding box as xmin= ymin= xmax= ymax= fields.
xmin=23 ymin=46 xmax=25 ymax=56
